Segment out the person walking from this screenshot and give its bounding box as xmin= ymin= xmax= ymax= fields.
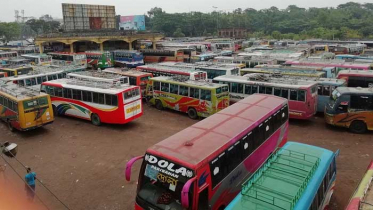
xmin=25 ymin=167 xmax=36 ymax=201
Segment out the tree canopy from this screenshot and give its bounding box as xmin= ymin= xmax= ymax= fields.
xmin=146 ymin=2 xmax=373 ymax=39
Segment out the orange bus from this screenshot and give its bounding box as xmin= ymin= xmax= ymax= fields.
xmin=0 ymin=72 xmax=7 ymax=78
xmin=139 ymin=49 xmax=184 ymax=63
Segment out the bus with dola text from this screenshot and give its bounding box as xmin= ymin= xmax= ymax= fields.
xmin=0 ymin=83 xmax=54 ymax=131
xmin=66 ymin=71 xmax=129 ymax=85
xmin=0 ymin=65 xmax=33 ymax=77
xmin=84 ymin=51 xmax=113 ymax=69
xmin=337 ymin=70 xmax=373 ymax=87
xmin=226 ymin=141 xmax=338 ymax=210
xmin=316 ymin=78 xmax=347 ymax=112
xmin=137 ymin=64 xmax=208 ymax=80
xmin=285 ymin=60 xmax=373 ymax=72
xmin=139 ymin=49 xmax=184 ymax=63
xmin=0 ymin=51 xmax=18 ymax=62
xmin=240 ymin=68 xmax=327 ymax=78
xmin=2 ymin=66 xmax=86 ymax=87
xmin=325 ymin=87 xmax=373 ymax=133
xmin=0 ymin=72 xmax=7 ymax=78
xmin=146 ymin=76 xmax=229 ymax=119
xmin=346 ymin=160 xmax=373 ymax=210
xmin=48 ymin=52 xmax=87 ymax=68
xmin=112 ymin=50 xmax=144 ymax=68
xmin=125 ymin=94 xmax=289 ymax=210
xmin=213 ymin=75 xmax=318 ymax=120
xmin=214 ymin=56 xmax=278 ymax=68
xmin=41 ymin=78 xmax=143 ymax=126
xmin=103 ymin=68 xmax=153 ymax=96
xmin=21 ymin=54 xmax=52 ymax=66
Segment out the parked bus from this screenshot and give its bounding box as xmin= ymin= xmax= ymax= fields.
xmin=84 ymin=51 xmax=113 ymax=69
xmin=4 ymin=58 xmax=31 ymax=66
xmin=226 ymin=141 xmax=338 ymax=210
xmin=125 ymin=94 xmax=289 ymax=210
xmin=48 ymin=52 xmax=87 ymax=68
xmin=213 ymin=75 xmax=318 ymax=120
xmin=241 ymin=68 xmax=327 ymax=78
xmin=285 ymin=60 xmax=373 ymax=71
xmin=316 ymin=78 xmax=347 ymax=112
xmin=137 ymin=64 xmax=208 ymax=80
xmin=0 ymin=72 xmax=7 ymax=78
xmin=2 ymin=66 xmax=86 ymax=87
xmin=0 ymin=83 xmax=54 ymax=131
xmin=146 ymin=76 xmax=229 ymax=118
xmin=112 ymin=50 xmax=144 ymax=68
xmin=191 ymin=53 xmax=217 ymax=63
xmin=21 ymin=54 xmax=52 ymax=66
xmin=311 ymin=45 xmax=329 ymax=54
xmin=66 ymin=71 xmax=129 ymax=85
xmin=140 ymin=49 xmax=184 ymax=63
xmin=103 ymin=68 xmax=153 ymax=96
xmin=0 ymin=66 xmax=33 ymax=77
xmin=41 ymin=79 xmax=143 ymax=125
xmin=337 ymin=70 xmax=373 ymax=87
xmin=325 ymin=87 xmax=373 ymax=133
xmin=0 ymin=51 xmax=18 ymax=62
xmin=346 ymin=161 xmax=373 ymax=210
xmin=336 ymin=54 xmax=373 ymax=61
xmin=215 ymin=56 xmax=278 ymax=68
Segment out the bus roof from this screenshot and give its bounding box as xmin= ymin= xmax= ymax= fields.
xmin=0 ymin=83 xmax=48 ymax=100
xmin=226 ymin=142 xmax=334 ymax=210
xmin=42 ymin=78 xmax=136 ymax=95
xmin=21 ymin=53 xmax=50 ymax=58
xmin=138 ymin=64 xmax=206 ymax=75
xmin=147 ymin=94 xmax=287 ymax=169
xmin=242 ymin=68 xmax=326 ymax=76
xmin=286 ymin=60 xmax=372 ymax=68
xmin=336 ymin=87 xmax=373 ymax=95
xmin=161 ymin=62 xmax=238 ymax=71
xmin=317 ymin=78 xmax=346 ymax=85
xmin=338 ymin=70 xmax=373 ymax=77
xmin=151 ymin=76 xmax=226 ymax=88
xmin=103 ymin=68 xmax=152 ymax=77
xmin=214 ymin=75 xmax=318 ymax=88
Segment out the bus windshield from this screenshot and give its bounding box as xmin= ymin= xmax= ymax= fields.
xmin=23 ymin=96 xmax=49 ymax=109
xmin=138 ymin=154 xmax=194 ymax=209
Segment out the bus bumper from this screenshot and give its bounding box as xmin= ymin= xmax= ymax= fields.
xmin=20 ymin=121 xmax=54 ymax=131
xmin=324 ymin=113 xmax=334 ymax=125
xmin=135 ymin=203 xmax=143 ymax=210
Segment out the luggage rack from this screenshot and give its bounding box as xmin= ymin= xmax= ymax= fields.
xmin=65 ymin=78 xmax=123 ymax=89
xmin=241 ymin=148 xmax=320 ymax=210
xmin=0 ymin=83 xmax=40 ymax=98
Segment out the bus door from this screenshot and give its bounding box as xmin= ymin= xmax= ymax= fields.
xmin=196 ymin=169 xmax=209 ymax=210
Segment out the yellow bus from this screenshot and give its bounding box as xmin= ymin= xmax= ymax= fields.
xmin=0 ymin=83 xmax=54 ymax=131
xmin=0 ymin=66 xmax=33 ymax=77
xmin=146 ymin=76 xmax=229 ymax=119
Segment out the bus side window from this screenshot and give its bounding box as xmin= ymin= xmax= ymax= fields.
xmin=259 ymin=86 xmax=265 ymax=94
xmin=161 ymin=82 xmax=170 ymax=92
xmin=153 ymin=82 xmax=160 ymax=91
xmin=245 ymin=85 xmax=252 ymax=95
xmin=46 ymin=86 xmax=55 ymax=96
xmin=201 ymin=89 xmax=211 ymax=101
xmin=317 ymin=85 xmax=323 ymax=95
xmin=290 ymin=90 xmax=298 ymax=101
xmin=72 ymin=89 xmax=82 ymax=101
xmin=179 ymin=86 xmax=189 ymax=97
xmin=64 ymin=88 xmax=72 ymax=99
xmin=274 ymin=88 xmax=281 ymax=97
xmin=252 ymin=86 xmax=258 ymax=94
xmin=54 ymin=87 xmax=63 ymax=97
xmin=298 ymin=90 xmax=306 ymax=102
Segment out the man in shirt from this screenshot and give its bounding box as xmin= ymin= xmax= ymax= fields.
xmin=25 ymin=167 xmax=36 ymax=201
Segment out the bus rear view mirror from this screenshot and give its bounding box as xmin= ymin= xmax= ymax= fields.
xmin=181 ymin=177 xmax=197 ymax=209
xmin=125 ymin=156 xmax=144 ymax=181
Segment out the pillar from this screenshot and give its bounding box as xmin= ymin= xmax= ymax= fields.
xmin=152 ymin=41 xmax=156 ymax=50
xmin=100 ymin=43 xmax=104 ymax=52
xmin=38 ymin=44 xmax=44 ymax=54
xmin=129 ymin=41 xmax=133 ymax=50
xmin=70 ymin=44 xmax=74 ymax=53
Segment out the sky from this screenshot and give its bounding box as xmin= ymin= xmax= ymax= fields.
xmin=0 ymin=0 xmax=369 ymax=22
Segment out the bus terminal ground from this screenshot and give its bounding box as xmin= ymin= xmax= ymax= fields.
xmin=1 ymin=105 xmax=372 ymax=210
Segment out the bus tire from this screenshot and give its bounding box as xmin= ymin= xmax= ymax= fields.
xmin=52 ymin=105 xmax=58 ymax=116
xmin=91 ymin=114 xmax=101 ymax=126
xmin=155 ymin=100 xmax=163 ymax=110
xmin=349 ymin=120 xmax=367 ymax=134
xmin=7 ymin=120 xmax=14 ymax=132
xmin=188 ymin=108 xmax=198 ymax=119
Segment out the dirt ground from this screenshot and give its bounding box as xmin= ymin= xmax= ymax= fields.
xmin=1 ymin=105 xmax=372 ymax=210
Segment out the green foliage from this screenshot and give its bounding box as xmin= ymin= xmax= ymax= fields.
xmin=25 ymin=19 xmax=60 ymax=35
xmin=173 ymin=28 xmax=185 ymax=37
xmin=0 ymin=22 xmax=21 ymax=43
xmin=146 ymin=2 xmax=373 ymax=39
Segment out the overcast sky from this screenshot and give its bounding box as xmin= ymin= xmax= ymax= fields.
xmin=1 ymin=0 xmax=369 ymax=22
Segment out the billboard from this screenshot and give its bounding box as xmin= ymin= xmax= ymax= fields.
xmin=119 ymin=15 xmax=146 ymax=31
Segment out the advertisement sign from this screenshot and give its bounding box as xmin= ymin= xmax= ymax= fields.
xmin=119 ymin=15 xmax=146 ymax=31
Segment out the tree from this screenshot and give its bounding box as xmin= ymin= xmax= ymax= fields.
xmin=0 ymin=22 xmax=21 ymax=44
xmin=173 ymin=28 xmax=185 ymax=37
xmin=26 ymin=19 xmax=60 ymax=35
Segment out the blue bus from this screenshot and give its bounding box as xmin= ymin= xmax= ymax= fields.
xmin=336 ymin=54 xmax=373 ymax=61
xmin=112 ymin=50 xmax=144 ymax=68
xmin=226 ymin=141 xmax=339 ymax=210
xmin=316 ymin=78 xmax=347 ymax=112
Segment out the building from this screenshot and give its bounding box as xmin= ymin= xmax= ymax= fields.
xmin=218 ymin=28 xmax=247 ymax=39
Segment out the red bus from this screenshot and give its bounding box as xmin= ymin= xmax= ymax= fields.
xmin=137 ymin=64 xmax=208 ymax=80
xmin=125 ymin=94 xmax=289 ymax=210
xmin=213 ymin=75 xmax=318 ymax=120
xmin=337 ymin=70 xmax=373 ymax=87
xmin=103 ymin=68 xmax=153 ymax=96
xmin=41 ymin=79 xmax=143 ymax=125
xmin=0 ymin=72 xmax=7 ymax=78
xmin=139 ymin=49 xmax=184 ymax=63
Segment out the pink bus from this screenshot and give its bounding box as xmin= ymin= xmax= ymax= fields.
xmin=285 ymin=60 xmax=373 ymax=71
xmin=125 ymin=94 xmax=289 ymax=210
xmin=213 ymin=75 xmax=318 ymax=120
xmin=337 ymin=70 xmax=373 ymax=87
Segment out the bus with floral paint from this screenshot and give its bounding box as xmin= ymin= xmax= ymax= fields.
xmin=146 ymin=76 xmax=229 ymax=119
xmin=125 ymin=94 xmax=289 ymax=210
xmin=84 ymin=51 xmax=113 ymax=69
xmin=226 ymin=141 xmax=338 ymax=210
xmin=0 ymin=83 xmax=54 ymax=131
xmin=40 ymin=78 xmax=142 ymax=126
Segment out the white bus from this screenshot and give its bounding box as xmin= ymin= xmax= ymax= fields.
xmin=21 ymin=54 xmax=52 ymax=65
xmin=48 ymin=52 xmax=87 ymax=68
xmin=67 ymin=71 xmax=129 ymax=85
